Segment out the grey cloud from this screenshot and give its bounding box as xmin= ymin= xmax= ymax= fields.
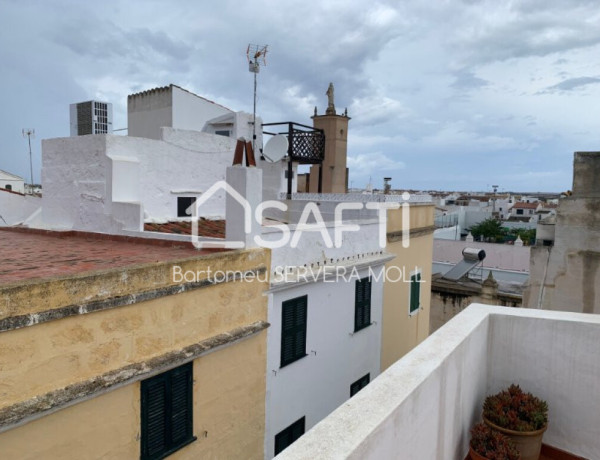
xmin=451 ymin=70 xmax=489 ymax=90
xmin=540 ymin=76 xmax=600 ymax=93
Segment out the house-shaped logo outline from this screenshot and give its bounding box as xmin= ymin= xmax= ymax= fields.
xmin=191 ymin=180 xmax=252 ymax=249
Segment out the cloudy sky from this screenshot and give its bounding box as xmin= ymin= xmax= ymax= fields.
xmin=1 ymin=0 xmax=599 ymax=192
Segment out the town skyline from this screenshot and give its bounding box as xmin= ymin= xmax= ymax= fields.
xmin=1 ymin=1 xmax=599 ymax=192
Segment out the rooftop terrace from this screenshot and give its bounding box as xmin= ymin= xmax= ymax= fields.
xmin=0 ymin=228 xmax=209 ymax=286
xmin=277 ymin=305 xmax=599 ymax=460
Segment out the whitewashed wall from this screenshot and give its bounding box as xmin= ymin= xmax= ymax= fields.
xmin=265 ymin=264 xmax=385 ymax=459
xmin=172 ymin=85 xmax=232 ymax=132
xmin=40 ymin=128 xmax=238 ymax=233
xmin=0 ymin=191 xmax=40 ymax=226
xmin=0 ymin=172 xmax=25 ymax=194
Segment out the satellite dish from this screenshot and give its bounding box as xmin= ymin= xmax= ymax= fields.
xmin=263 ymin=134 xmax=288 ymax=162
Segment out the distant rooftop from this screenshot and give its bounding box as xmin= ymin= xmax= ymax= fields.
xmin=144 ymin=219 xmax=226 ymax=238
xmin=127 ymin=84 xmax=232 ymax=112
xmin=0 ymin=228 xmax=212 ymax=286
xmin=513 ymin=202 xmax=540 ymax=209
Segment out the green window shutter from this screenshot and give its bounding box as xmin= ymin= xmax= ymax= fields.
xmin=410 ymin=273 xmax=421 ymax=314
xmin=350 ymin=373 xmax=371 ymax=397
xmin=169 ymin=365 xmax=194 ymax=446
xmin=354 ymin=277 xmax=372 ymax=332
xmin=141 ymin=362 xmax=195 ymax=460
xmin=274 ymin=416 xmax=306 ymax=455
xmin=281 ymin=296 xmax=308 ymax=367
xmin=142 ymin=377 xmax=168 ymax=458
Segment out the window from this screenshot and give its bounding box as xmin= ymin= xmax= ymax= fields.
xmin=4 ymin=184 xmax=11 ymax=191
xmin=280 ymin=295 xmax=308 ymax=367
xmin=516 ymin=209 xmax=524 ymax=215
xmin=409 ymin=272 xmax=421 ymax=315
xmin=354 ymin=277 xmax=372 ymax=332
xmin=177 ymin=197 xmax=196 ymax=218
xmin=215 ymin=130 xmax=230 ymax=137
xmin=141 ymin=362 xmax=196 ymax=460
xmin=274 ymin=416 xmax=305 ymax=456
xmin=350 ymin=373 xmax=370 ymax=397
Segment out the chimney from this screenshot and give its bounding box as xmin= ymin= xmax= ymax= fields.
xmin=225 ymin=140 xmax=262 ymax=248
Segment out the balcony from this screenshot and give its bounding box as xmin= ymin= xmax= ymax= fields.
xmin=262 ymin=122 xmax=325 ymax=164
xmin=276 ymin=304 xmax=599 ymax=459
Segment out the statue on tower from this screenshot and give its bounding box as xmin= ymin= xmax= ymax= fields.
xmin=326 ymin=82 xmax=336 ymax=115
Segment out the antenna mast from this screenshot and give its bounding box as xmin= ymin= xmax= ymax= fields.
xmin=247 ymin=44 xmax=268 ymax=153
xmin=22 ymin=128 xmax=35 ymax=191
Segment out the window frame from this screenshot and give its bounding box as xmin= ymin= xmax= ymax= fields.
xmin=274 ymin=416 xmax=306 ymax=456
xmin=280 ymin=295 xmax=308 ymax=368
xmin=409 ymin=269 xmax=422 ymax=316
xmin=177 ymin=196 xmax=197 ymax=218
xmin=354 ymin=277 xmax=372 ymax=332
xmin=141 ymin=362 xmax=196 ymax=460
xmin=350 ymin=373 xmax=370 ymax=397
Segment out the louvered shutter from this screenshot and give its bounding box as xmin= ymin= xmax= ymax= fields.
xmin=142 ymin=377 xmax=168 ymax=458
xmin=141 ymin=362 xmax=194 ymax=460
xmin=274 ymin=416 xmax=306 ymax=455
xmin=281 ymin=296 xmax=308 ymax=367
xmin=354 ymin=278 xmax=372 ymax=331
xmin=410 ymin=273 xmax=421 ymax=314
xmin=294 ymin=296 xmax=307 ymax=359
xmin=169 ymin=364 xmax=193 ymax=446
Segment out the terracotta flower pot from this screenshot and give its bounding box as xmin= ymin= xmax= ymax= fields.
xmin=469 ymin=446 xmax=488 ymax=460
xmin=483 ymin=416 xmax=546 ymax=460
xmin=469 ymin=445 xmax=521 ymax=460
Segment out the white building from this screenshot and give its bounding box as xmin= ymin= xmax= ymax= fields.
xmin=259 ymin=200 xmax=393 ymax=458
xmin=28 ymin=84 xmax=434 ymax=460
xmin=128 ymin=84 xmax=242 ymax=140
xmin=0 ymin=169 xmax=25 ymax=194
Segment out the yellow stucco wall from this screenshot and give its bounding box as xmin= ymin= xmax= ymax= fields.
xmin=0 ymin=332 xmax=267 ymax=460
xmin=381 ymin=204 xmax=434 ymax=370
xmin=0 ymin=248 xmax=269 ymax=459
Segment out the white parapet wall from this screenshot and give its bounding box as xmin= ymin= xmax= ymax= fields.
xmin=39 ymin=129 xmax=236 ymax=233
xmin=276 ymin=305 xmax=600 ymax=460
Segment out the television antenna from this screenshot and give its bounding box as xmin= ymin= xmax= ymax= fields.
xmin=22 ymin=128 xmax=35 ymax=190
xmin=247 ymin=44 xmax=268 ymax=153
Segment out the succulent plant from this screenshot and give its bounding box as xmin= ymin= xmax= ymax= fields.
xmin=470 ymin=422 xmax=520 ymax=460
xmin=483 ymin=384 xmax=548 ymax=432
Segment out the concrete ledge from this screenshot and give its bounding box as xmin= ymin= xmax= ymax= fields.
xmin=387 ymin=225 xmax=436 ymax=242
xmin=0 ymin=320 xmax=269 ymax=433
xmin=0 ymin=267 xmax=266 ymax=333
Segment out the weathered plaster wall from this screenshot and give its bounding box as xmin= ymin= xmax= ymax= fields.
xmin=381 ymin=204 xmax=435 ymax=370
xmin=0 ymin=249 xmax=268 ymax=409
xmin=525 ymin=152 xmax=600 ymax=313
xmin=0 ymin=247 xmax=266 ymax=321
xmin=0 ymin=247 xmax=269 ymax=458
xmin=309 ymin=115 xmax=348 ymax=193
xmin=0 ymin=332 xmax=267 ymax=460
xmin=128 ymin=86 xmax=173 ymax=140
xmin=430 ymin=289 xmax=520 ymax=333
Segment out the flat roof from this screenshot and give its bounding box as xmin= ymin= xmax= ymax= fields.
xmin=0 ymin=228 xmax=215 ymax=286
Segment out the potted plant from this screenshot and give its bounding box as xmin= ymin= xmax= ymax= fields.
xmin=483 ymin=384 xmax=548 ymax=460
xmin=470 ymin=422 xmax=520 ymax=460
